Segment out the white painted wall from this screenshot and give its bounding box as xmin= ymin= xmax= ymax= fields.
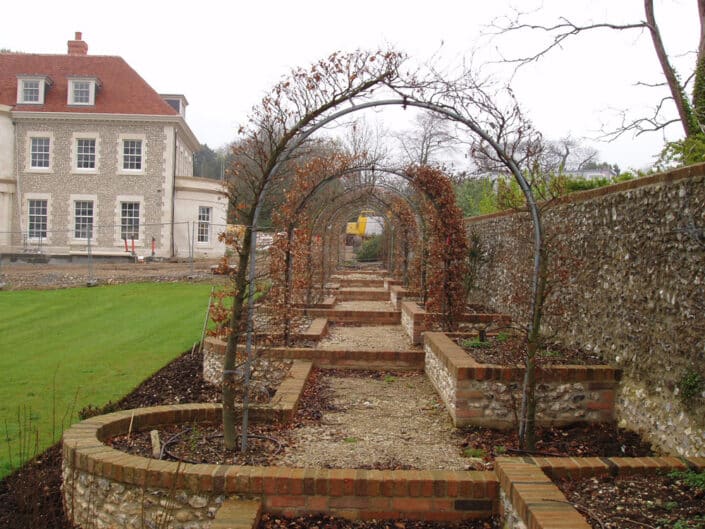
xmin=173 ymin=176 xmax=227 ymax=258
xmin=0 ymin=106 xmax=16 ymax=246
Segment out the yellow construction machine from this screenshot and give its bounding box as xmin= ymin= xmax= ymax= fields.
xmin=346 ymin=210 xmax=384 ymax=237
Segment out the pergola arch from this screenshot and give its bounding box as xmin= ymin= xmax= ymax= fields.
xmin=247 ymin=98 xmax=541 ymax=343
xmin=298 ymin=177 xmax=426 ymax=284
xmin=226 ymin=56 xmax=546 ymax=450
xmin=275 ymin=181 xmax=415 ymax=325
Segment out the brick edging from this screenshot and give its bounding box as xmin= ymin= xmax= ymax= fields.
xmin=63 ymin=402 xmax=498 ymax=522
xmin=204 ymin=337 xmax=424 ymax=370
xmin=495 ymin=456 xmax=705 ymax=529
xmin=424 ymin=332 xmax=621 ymax=383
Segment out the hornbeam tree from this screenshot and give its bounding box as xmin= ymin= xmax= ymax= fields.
xmin=222 ymin=50 xmax=404 ymax=451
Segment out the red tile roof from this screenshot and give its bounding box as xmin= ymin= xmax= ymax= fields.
xmin=0 ymin=53 xmax=178 ymax=116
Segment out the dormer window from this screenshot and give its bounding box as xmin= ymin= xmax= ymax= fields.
xmin=68 ymin=77 xmax=100 ymax=106
xmin=160 ymin=94 xmax=188 ymax=118
xmin=17 ymin=76 xmax=51 ymax=104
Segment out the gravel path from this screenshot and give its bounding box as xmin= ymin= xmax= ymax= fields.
xmin=276 ymin=372 xmax=472 ymax=470
xmin=317 ymin=324 xmax=419 ymax=351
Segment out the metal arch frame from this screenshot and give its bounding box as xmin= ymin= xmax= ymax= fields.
xmin=284 ymin=171 xmax=427 ymax=289
xmin=240 ymin=96 xmax=544 ymax=451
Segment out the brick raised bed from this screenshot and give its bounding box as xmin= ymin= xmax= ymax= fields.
xmin=389 ymin=285 xmax=419 ymax=310
xmin=495 ymin=456 xmax=705 ymax=529
xmin=423 ymin=332 xmax=621 ymax=429
xmin=401 ymin=301 xmax=511 ymax=345
xmin=62 ymin=403 xmax=498 ymax=529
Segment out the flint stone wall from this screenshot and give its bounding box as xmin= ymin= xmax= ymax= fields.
xmin=499 ymin=489 xmax=527 ymax=529
xmin=424 ymin=333 xmax=618 ymax=429
xmin=62 ymin=465 xmax=223 ymax=529
xmin=465 ymin=164 xmax=705 ymax=455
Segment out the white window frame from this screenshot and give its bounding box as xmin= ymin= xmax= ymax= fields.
xmin=67 ymin=78 xmax=98 ymax=106
xmin=115 ymin=195 xmax=144 ymax=246
xmin=120 ymin=202 xmax=140 ymax=241
xmin=117 ymin=134 xmax=146 ymax=174
xmin=17 ymin=76 xmax=49 ymax=105
xmin=197 ymin=206 xmax=212 ymax=244
xmin=71 ymin=133 xmax=99 ymax=173
xmin=26 ymin=132 xmax=54 ymax=173
xmin=25 ymin=193 xmax=51 ymax=243
xmin=69 ymin=194 xmax=98 ymax=244
xmin=74 ymin=200 xmax=94 ymax=239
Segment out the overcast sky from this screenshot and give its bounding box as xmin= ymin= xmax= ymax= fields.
xmin=2 ymin=0 xmax=698 ymax=170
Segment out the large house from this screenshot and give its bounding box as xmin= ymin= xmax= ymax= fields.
xmin=0 ymin=33 xmax=227 ymax=260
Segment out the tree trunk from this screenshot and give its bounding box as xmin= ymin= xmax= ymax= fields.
xmin=222 ymin=226 xmax=253 ymax=451
xmin=693 ymin=0 xmax=705 ymax=129
xmin=644 ymin=0 xmax=700 ymax=137
xmin=519 ymin=244 xmax=547 ymax=450
xmin=283 ymin=226 xmax=295 ymax=347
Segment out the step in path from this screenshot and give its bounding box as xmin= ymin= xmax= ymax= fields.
xmin=316 ymin=324 xmax=419 ymax=351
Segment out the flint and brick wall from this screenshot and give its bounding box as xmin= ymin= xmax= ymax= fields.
xmin=389 ymin=286 xmax=418 ymax=310
xmin=465 ymin=164 xmax=705 ymax=455
xmin=62 ymin=404 xmax=498 ymax=528
xmin=495 ymin=456 xmax=705 ymax=529
xmin=401 ymin=302 xmax=511 ymax=345
xmin=424 ymin=332 xmax=620 ymax=428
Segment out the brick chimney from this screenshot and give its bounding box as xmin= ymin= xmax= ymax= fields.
xmin=67 ymin=32 xmax=88 ymax=56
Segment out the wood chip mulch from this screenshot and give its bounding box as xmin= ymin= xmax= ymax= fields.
xmin=556 ymin=472 xmax=705 ymax=529
xmin=461 ymin=421 xmax=654 ymax=469
xmin=258 ymin=513 xmax=498 ymax=529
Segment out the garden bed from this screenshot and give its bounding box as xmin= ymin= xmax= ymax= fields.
xmin=555 ymin=471 xmax=705 ymax=529
xmin=258 ymin=513 xmax=498 ymax=529
xmin=424 ymin=332 xmax=621 ymax=429
xmin=460 ymin=421 xmax=653 ymax=470
xmin=456 ymin=333 xmax=605 ymax=366
xmin=401 ymin=301 xmax=511 ymax=345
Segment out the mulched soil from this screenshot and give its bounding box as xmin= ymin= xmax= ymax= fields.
xmin=0 ymin=445 xmax=66 ymax=529
xmin=556 ymin=472 xmax=705 ymax=529
xmin=461 ymin=422 xmax=654 ymax=470
xmin=0 ymin=349 xmax=299 ymax=529
xmin=457 ymin=334 xmax=605 ymax=366
xmin=0 ymin=352 xmax=657 ymax=529
xmin=110 ymin=422 xmax=290 ymax=466
xmin=258 ymin=513 xmax=498 ymax=529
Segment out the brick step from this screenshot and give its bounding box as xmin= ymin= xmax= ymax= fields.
xmin=212 ymin=498 xmax=262 ymax=529
xmin=336 ymin=288 xmax=391 ymax=301
xmin=337 ymin=279 xmax=385 ymax=288
xmin=267 ymin=348 xmax=425 ymax=370
xmin=298 ymin=308 xmax=401 ymax=325
xmin=297 ymin=318 xmax=329 ymax=340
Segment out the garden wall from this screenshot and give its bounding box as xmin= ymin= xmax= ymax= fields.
xmin=464 ymin=164 xmax=705 ymax=455
xmin=424 ymin=333 xmax=619 ymax=428
xmin=62 ymin=405 xmax=498 ymax=528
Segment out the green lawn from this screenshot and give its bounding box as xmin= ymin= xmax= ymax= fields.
xmin=0 ymin=282 xmax=212 ymax=478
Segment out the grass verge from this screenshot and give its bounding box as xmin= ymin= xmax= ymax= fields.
xmin=0 ymin=282 xmax=211 ymax=478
